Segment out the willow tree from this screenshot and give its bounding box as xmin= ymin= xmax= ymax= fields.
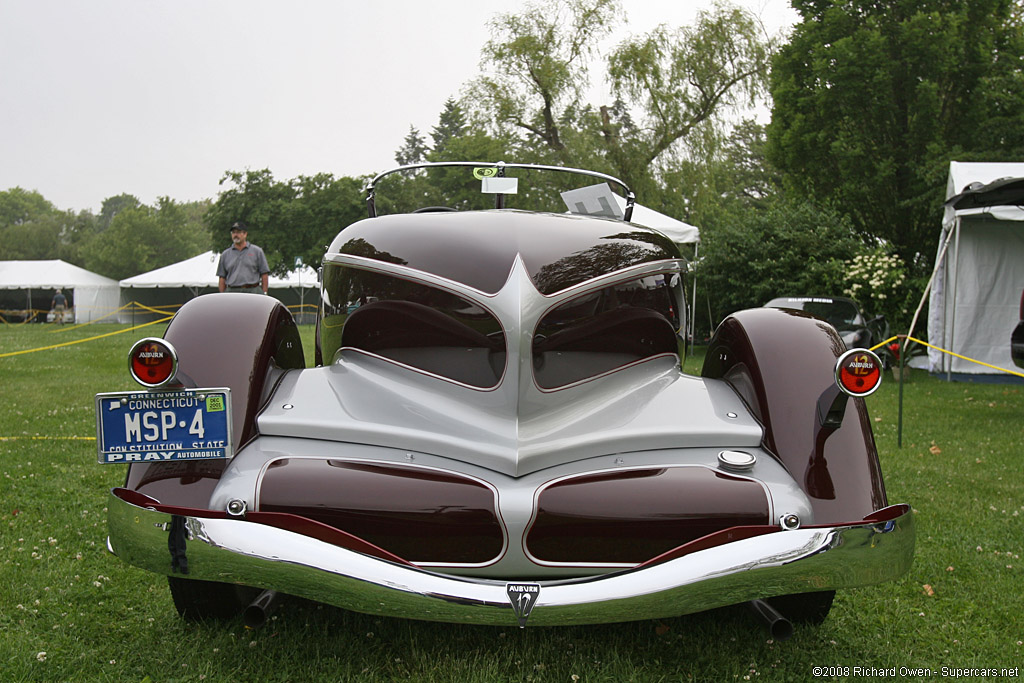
xmin=467 ymin=0 xmax=773 ymax=201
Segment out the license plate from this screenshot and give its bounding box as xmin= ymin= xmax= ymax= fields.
xmin=95 ymin=388 xmax=232 ymax=464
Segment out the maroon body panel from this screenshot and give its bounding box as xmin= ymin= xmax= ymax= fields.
xmin=257 ymin=459 xmax=505 ymax=564
xmin=328 ymin=211 xmax=680 ymax=295
xmin=526 ymin=467 xmax=770 ymax=564
xmin=702 ymin=307 xmax=887 ymax=523
xmin=125 ymin=294 xmax=304 ymax=507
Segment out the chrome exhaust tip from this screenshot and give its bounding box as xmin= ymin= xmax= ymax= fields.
xmin=243 ymin=589 xmax=279 ymax=629
xmin=748 ymin=599 xmax=793 ymax=641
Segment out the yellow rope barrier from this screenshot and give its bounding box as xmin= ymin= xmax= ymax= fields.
xmin=0 ymin=315 xmax=174 ymax=359
xmin=47 ymin=301 xmax=139 ymax=333
xmin=868 ymin=334 xmax=1024 ymax=379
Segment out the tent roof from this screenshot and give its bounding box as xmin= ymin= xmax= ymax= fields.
xmin=120 ymin=251 xmax=317 ymax=289
xmin=947 ymin=161 xmax=1024 ymax=198
xmin=560 ymin=184 xmax=700 ymax=243
xmin=613 ymin=196 xmax=700 ymax=243
xmin=0 ymin=259 xmax=118 ymax=289
xmin=944 ymin=161 xmax=1024 ymax=227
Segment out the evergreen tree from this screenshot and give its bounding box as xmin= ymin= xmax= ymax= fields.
xmin=394 ymin=126 xmax=428 ymax=166
xmin=430 ymin=98 xmax=468 ymax=153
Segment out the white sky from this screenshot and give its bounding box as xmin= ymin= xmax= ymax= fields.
xmin=0 ymin=0 xmax=796 ymax=214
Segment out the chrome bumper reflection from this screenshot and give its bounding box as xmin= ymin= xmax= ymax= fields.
xmin=107 ymin=490 xmax=914 ymax=626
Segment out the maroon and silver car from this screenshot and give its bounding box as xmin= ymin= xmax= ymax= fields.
xmin=95 ymin=162 xmax=913 ymax=637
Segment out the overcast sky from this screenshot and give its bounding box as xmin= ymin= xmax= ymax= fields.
xmin=0 ymin=1 xmax=796 ymax=214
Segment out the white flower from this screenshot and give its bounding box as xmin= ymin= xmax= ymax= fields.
xmin=36 ymin=652 xmax=47 ymax=662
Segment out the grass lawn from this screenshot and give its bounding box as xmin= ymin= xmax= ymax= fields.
xmin=1 ymin=323 xmax=1022 ymax=682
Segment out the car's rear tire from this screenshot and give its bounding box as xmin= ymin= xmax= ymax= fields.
xmin=168 ymin=576 xmax=259 ymax=621
xmin=767 ymin=590 xmax=835 ymax=624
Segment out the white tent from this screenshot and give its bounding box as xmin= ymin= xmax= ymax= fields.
xmin=0 ymin=259 xmax=119 ymax=322
xmin=120 ymin=251 xmax=318 ymax=290
xmin=560 ymin=184 xmax=701 ymax=340
xmin=119 ymin=251 xmax=320 ymax=323
xmin=927 ymin=161 xmax=1024 ymax=376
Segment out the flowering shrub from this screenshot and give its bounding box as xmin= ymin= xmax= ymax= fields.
xmin=843 ymin=248 xmax=916 ymax=331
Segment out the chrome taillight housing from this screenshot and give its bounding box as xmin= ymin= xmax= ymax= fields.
xmin=128 ymin=338 xmax=178 ymax=388
xmin=835 ymin=348 xmax=883 ymax=397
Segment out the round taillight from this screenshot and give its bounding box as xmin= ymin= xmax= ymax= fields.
xmin=835 ymin=348 xmax=882 ymax=397
xmin=129 ymin=338 xmax=178 ymax=387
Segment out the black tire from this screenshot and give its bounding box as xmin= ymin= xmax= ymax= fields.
xmin=766 ymin=590 xmax=835 ymax=624
xmin=168 ymin=576 xmax=259 ymax=621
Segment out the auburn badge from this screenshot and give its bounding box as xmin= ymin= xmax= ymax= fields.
xmin=506 ymin=583 xmax=540 ymax=627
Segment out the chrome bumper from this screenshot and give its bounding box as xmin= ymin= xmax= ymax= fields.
xmin=107 ymin=490 xmax=914 ymax=626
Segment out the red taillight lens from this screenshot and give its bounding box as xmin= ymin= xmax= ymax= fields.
xmin=835 ymin=348 xmax=882 ymax=397
xmin=129 ymin=338 xmax=178 ymax=387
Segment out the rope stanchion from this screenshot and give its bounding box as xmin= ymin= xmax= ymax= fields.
xmin=866 ymin=333 xmax=1023 ymax=448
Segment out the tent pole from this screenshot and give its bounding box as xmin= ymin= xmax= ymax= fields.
xmin=900 ymin=216 xmax=959 ymax=447
xmin=941 ymin=232 xmax=950 ymax=376
xmin=947 ymin=221 xmax=962 ymax=380
xmin=691 ymin=242 xmax=699 ymax=346
xmin=905 ymin=218 xmax=957 ymax=354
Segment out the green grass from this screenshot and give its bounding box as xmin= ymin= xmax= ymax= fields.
xmin=2 ymin=323 xmax=1022 ymax=682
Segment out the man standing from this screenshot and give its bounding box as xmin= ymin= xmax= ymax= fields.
xmin=51 ymin=288 xmax=67 ymax=324
xmin=217 ymin=222 xmax=270 ymax=294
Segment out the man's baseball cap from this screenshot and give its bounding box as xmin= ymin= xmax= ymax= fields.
xmin=230 ymin=222 xmax=248 ymax=231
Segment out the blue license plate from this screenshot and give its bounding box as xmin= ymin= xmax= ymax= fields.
xmin=95 ymin=389 xmax=232 ymax=464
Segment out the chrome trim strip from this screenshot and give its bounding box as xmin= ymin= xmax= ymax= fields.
xmin=108 ymin=491 xmax=914 ymax=627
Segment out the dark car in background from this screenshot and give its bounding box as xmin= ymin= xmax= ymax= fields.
xmin=764 ymin=296 xmax=888 ymax=352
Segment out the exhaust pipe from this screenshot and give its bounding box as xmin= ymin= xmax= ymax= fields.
xmin=243 ymin=589 xmax=280 ymax=629
xmin=748 ymin=599 xmax=793 ymax=641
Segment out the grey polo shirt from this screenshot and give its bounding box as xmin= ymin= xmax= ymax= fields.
xmin=217 ymin=243 xmax=270 ymax=287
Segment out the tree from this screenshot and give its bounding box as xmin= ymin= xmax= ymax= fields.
xmin=606 ymin=3 xmax=772 ymax=193
xmin=658 ymin=119 xmax=782 ymax=230
xmin=98 ymin=193 xmax=141 ymax=230
xmin=767 ymin=0 xmax=1024 ymax=272
xmin=0 ymin=214 xmax=64 ymax=261
xmin=0 ymin=187 xmax=56 ymax=227
xmin=56 ymin=210 xmax=101 ymax=265
xmin=468 ymin=0 xmax=773 ymax=199
xmin=394 ymin=126 xmax=428 ymax=166
xmin=206 ymin=169 xmax=365 ymax=272
xmin=696 ymin=199 xmax=862 ymax=333
xmin=0 ymin=188 xmax=70 ymax=261
xmin=430 ymin=97 xmax=468 ymax=153
xmin=80 ymin=198 xmax=209 ymax=280
xmin=470 ymin=0 xmax=619 ymax=157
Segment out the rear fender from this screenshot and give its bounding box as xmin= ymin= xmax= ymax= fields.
xmin=702 ymin=307 xmax=887 ymax=523
xmin=124 ymin=294 xmax=305 ymax=507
